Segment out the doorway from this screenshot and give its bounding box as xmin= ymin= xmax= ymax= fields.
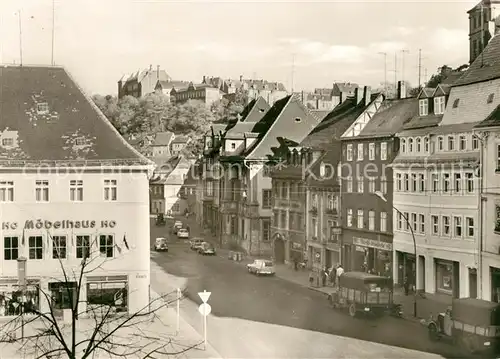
xmin=418 ymin=255 xmax=426 ymax=292
xmin=49 ymin=282 xmax=77 ymax=317
xmin=274 ymin=237 xmax=285 ymax=264
xmin=469 ymin=268 xmax=477 ymax=299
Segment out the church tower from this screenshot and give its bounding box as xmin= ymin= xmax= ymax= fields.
xmin=468 ymin=0 xmax=500 ymax=64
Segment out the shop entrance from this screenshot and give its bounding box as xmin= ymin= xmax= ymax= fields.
xmin=49 ymin=282 xmax=77 ymax=317
xmin=490 ymin=267 xmax=500 ymax=302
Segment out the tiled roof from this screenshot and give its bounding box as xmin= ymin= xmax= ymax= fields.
xmin=332 ymin=83 xmax=359 ymax=96
xmin=310 ymin=110 xmax=331 ymax=121
xmin=475 ymin=104 xmax=500 ymax=128
xmin=357 ymin=98 xmax=418 ymax=138
xmin=157 ymin=80 xmax=190 ymax=89
xmin=300 ymin=98 xmax=363 ymax=149
xmin=171 ymin=135 xmax=189 ymax=144
xmin=430 ymin=122 xmax=480 ymax=135
xmin=433 ymin=84 xmax=452 ymax=97
xmin=452 ymin=33 xmax=500 ymax=87
xmin=244 ymin=95 xmax=321 ymax=160
xmin=225 ymin=122 xmax=255 ymax=139
xmin=240 ymin=97 xmax=270 ymax=123
xmin=152 ymin=131 xmax=174 ymax=146
xmin=0 ymin=66 xmax=146 ymax=163
xmin=441 ymin=71 xmax=464 ymax=85
xmin=401 ymin=114 xmax=443 ymax=131
xmin=419 ymin=88 xmax=436 ymax=99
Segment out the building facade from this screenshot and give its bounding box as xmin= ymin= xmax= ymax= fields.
xmin=0 ymin=66 xmax=153 ymax=317
xmin=118 ymin=65 xmax=171 ymax=99
xmin=467 ymin=0 xmax=500 ymax=64
xmin=170 ymin=83 xmax=223 ymax=107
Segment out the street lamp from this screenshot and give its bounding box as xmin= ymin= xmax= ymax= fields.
xmin=374 ymin=191 xmax=417 ymax=318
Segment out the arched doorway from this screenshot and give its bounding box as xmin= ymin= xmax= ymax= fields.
xmin=274 ymin=234 xmax=285 ymax=264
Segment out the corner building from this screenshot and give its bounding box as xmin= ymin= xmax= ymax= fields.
xmin=0 ymin=66 xmax=153 ymax=317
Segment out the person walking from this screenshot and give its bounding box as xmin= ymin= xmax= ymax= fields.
xmin=336 ymin=264 xmax=344 ymax=287
xmin=403 ymin=276 xmax=410 ymax=296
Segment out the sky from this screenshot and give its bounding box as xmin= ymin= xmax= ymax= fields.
xmin=0 ymin=0 xmax=478 ymax=95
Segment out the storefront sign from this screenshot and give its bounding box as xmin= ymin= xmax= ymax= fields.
xmin=2 ymin=220 xmax=117 ymax=231
xmin=291 ymin=242 xmax=302 ymax=250
xmin=353 ymin=237 xmax=392 ymax=251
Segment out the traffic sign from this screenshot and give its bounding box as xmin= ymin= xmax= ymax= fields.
xmin=198 ymin=303 xmax=211 ymax=316
xmin=198 ymin=290 xmax=211 ymax=303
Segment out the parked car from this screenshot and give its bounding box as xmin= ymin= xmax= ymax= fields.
xmin=190 ymin=238 xmax=204 ymax=250
xmin=177 ymin=228 xmax=189 ymax=239
xmin=153 ymin=237 xmax=168 ymax=252
xmin=247 ymin=259 xmax=275 ymax=276
xmin=198 ymin=242 xmax=216 ymax=256
xmin=173 ymin=221 xmax=183 ymax=234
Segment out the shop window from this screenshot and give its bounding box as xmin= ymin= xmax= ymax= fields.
xmin=70 ymin=180 xmax=83 ymax=201
xmin=4 ymin=236 xmax=18 ymax=260
xmin=76 ymin=235 xmax=91 ymax=259
xmin=436 ymin=261 xmax=453 ymax=294
xmin=52 ymin=236 xmax=67 ymax=259
xmin=99 ymin=235 xmax=114 ymax=258
xmin=87 ymin=280 xmax=128 ymax=314
xmin=29 ymin=236 xmax=43 ymax=259
xmin=35 ymin=180 xmax=49 ymax=202
xmin=104 ymin=180 xmax=117 ymax=201
xmin=0 ymin=283 xmax=39 ymax=317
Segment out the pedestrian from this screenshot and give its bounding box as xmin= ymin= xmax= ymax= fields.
xmin=309 ymin=272 xmax=314 ymax=286
xmin=336 ymin=264 xmax=344 ymax=287
xmin=186 ymin=225 xmax=190 ymax=232
xmin=321 ymin=267 xmax=327 ymax=287
xmin=293 ymin=260 xmax=298 ymax=271
xmin=403 ymin=276 xmax=409 ymax=296
xmin=328 ymin=266 xmax=335 ymax=286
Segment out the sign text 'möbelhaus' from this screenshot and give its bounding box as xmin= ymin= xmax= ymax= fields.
xmin=2 ymin=220 xmax=117 ymax=231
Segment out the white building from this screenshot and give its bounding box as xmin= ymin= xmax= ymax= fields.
xmin=0 ymin=65 xmax=153 ymax=317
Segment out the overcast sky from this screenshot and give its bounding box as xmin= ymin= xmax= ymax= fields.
xmin=0 ymin=0 xmax=477 ymax=95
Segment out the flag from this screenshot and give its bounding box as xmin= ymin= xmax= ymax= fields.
xmin=123 ymin=235 xmax=129 ymax=250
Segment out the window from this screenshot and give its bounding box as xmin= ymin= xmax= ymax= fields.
xmin=99 ymin=235 xmax=114 ymax=258
xmin=29 ymin=236 xmax=43 ymax=259
xmin=419 ymin=174 xmax=425 ymax=193
xmin=70 ymin=180 xmax=83 ymax=201
xmin=347 ymin=144 xmax=353 ymax=161
xmin=380 ymin=212 xmax=387 ymax=232
xmin=369 ymin=143 xmax=375 ymax=160
xmin=454 ymin=173 xmax=462 ymax=193
xmin=357 ymin=143 xmax=364 ymax=161
xmin=443 ymin=174 xmax=450 ymax=193
xmin=459 ymin=135 xmax=466 ymax=150
xmin=380 ymin=176 xmax=387 ymax=194
xmin=424 ymin=137 xmax=429 ymax=152
xmin=454 ymin=216 xmax=462 ymax=237
xmin=357 ymin=209 xmax=364 ymax=229
xmin=104 ymin=180 xmax=117 ymax=201
xmin=404 ymin=212 xmax=409 ymax=230
xmin=346 ymin=177 xmax=353 ymax=193
xmin=35 ymin=180 xmax=49 ymax=202
xmin=411 ymin=213 xmax=417 ymax=232
xmin=416 ymin=138 xmax=421 ymax=152
xmin=419 ymin=99 xmax=428 ymax=116
xmin=434 ymin=96 xmax=445 ymax=114
xmin=311 ymin=193 xmax=318 ymax=208
xmin=437 ymin=136 xmax=444 ymax=151
xmin=357 ymin=177 xmax=364 ymax=193
xmin=443 ymin=216 xmax=450 ymax=236
xmin=452 ymin=98 xmax=460 ymax=108
xmin=262 ymin=219 xmax=271 ymax=241
xmin=404 ymin=174 xmax=409 ymax=191
xmin=231 ymin=142 xmax=236 ymax=150
xmin=262 ymin=189 xmax=272 ymax=209
xmin=37 ymin=102 xmax=49 ymax=114
xmin=312 ymin=218 xmax=318 ymax=237
xmin=397 ymin=212 xmax=402 ymax=230
xmin=401 ymin=139 xmax=406 ymax=153
xmin=380 ymin=142 xmax=387 ymax=160
xmin=448 ymin=136 xmax=455 ymax=151
xmin=396 ymin=173 xmax=402 ymax=191
xmin=497 ymin=144 xmax=500 ymax=170
xmin=487 ymin=93 xmax=495 ymax=104
xmin=466 ymin=173 xmax=474 ymax=193
xmin=419 ymin=214 xmax=425 ymax=233
xmin=76 ymin=235 xmax=91 ymax=259
xmin=2 ymin=138 xmax=13 ymax=146
xmin=0 ymin=181 xmax=14 ymax=202
xmin=431 ymin=215 xmax=439 ymax=235
xmin=466 ymin=217 xmax=474 ymax=238
xmin=368 ymin=178 xmax=375 ymax=193
xmin=408 ymin=138 xmax=414 ymax=152
xmin=347 ymin=209 xmax=353 ymax=227
xmin=432 ymin=173 xmax=439 ymax=193
xmin=281 ymin=211 xmax=287 ymax=229
xmin=52 ymin=236 xmax=67 ymax=259
xmin=411 ymin=174 xmax=417 ymax=192
xmin=473 ymin=135 xmax=479 ymax=150
xmin=368 ymin=210 xmax=375 ymax=230
xmin=4 ymin=236 xmax=18 ymax=260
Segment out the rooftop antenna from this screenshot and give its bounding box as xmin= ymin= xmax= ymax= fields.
xmin=51 ymin=0 xmax=55 ymax=65
xmin=18 ymin=10 xmax=23 ymax=66
xmin=291 ymin=53 xmax=296 ymax=93
xmin=378 ymin=52 xmax=387 ymax=95
xmin=401 ymin=49 xmax=410 ymax=84
xmin=418 ymin=49 xmax=422 ymax=88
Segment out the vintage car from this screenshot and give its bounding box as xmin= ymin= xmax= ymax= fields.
xmin=153 ymin=237 xmax=168 ymax=252
xmin=190 ymin=238 xmax=204 ymax=250
xmin=172 ymin=221 xmax=183 ymax=234
xmin=428 ymin=298 xmax=500 ymax=356
xmin=247 ymin=259 xmax=275 ymax=276
xmin=198 ymin=242 xmax=216 ymax=256
xmin=177 ymin=228 xmax=189 ymax=239
xmin=155 ymin=213 xmax=166 ymax=226
xmin=327 ymin=271 xmax=397 ymax=318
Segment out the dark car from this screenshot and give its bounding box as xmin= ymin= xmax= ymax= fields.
xmin=198 ymin=242 xmax=216 ymax=256
xmin=155 ymin=213 xmax=166 ymax=226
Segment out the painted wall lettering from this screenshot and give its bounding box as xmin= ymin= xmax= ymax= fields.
xmin=0 ymin=220 xmax=114 ymax=231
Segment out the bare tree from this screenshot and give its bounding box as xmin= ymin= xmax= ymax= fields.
xmin=0 ymin=235 xmax=200 ymax=359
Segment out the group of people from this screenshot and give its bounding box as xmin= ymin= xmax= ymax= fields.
xmin=309 ymin=264 xmax=344 ymax=287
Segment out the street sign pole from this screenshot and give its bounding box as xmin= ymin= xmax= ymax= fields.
xmin=198 ymin=290 xmax=211 ymax=351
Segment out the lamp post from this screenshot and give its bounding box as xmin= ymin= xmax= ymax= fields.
xmin=374 ymin=191 xmax=417 ymax=318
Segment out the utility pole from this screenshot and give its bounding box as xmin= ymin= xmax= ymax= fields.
xmin=394 ymin=52 xmax=397 ymax=95
xmin=18 ymin=10 xmax=23 ymax=66
xmin=418 ymin=49 xmax=422 ymax=89
xmin=401 ymin=49 xmax=410 ymax=84
xmin=378 ymin=52 xmax=387 ymax=95
xmin=51 ymin=0 xmax=55 ymax=65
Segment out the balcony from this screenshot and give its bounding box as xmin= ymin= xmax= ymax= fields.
xmin=220 ymin=200 xmax=239 ymax=214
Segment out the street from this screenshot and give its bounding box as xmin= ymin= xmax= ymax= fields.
xmin=150 ymin=217 xmax=468 ymax=358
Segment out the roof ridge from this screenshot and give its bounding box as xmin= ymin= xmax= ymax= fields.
xmin=291 ymin=93 xmax=321 ymax=123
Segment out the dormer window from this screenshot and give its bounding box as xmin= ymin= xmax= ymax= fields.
xmin=37 ymin=102 xmax=49 ymax=114
xmin=452 ymin=98 xmax=460 ymax=108
xmin=1 ymin=138 xmax=13 ymax=147
xmin=419 ymin=99 xmax=428 ymax=116
xmin=487 ymin=93 xmax=495 ymax=104
xmin=434 ymin=96 xmax=445 ymax=115
xmin=231 ymin=142 xmax=236 ymax=150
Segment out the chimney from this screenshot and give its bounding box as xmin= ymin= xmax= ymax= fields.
xmin=149 ymin=64 xmax=153 ymax=71
xmin=397 ymin=81 xmax=407 ymax=99
xmin=239 ymin=75 xmax=243 ymax=81
xmin=355 ymin=87 xmax=363 ymax=105
xmin=157 ymin=65 xmax=160 ymax=80
xmin=203 ymin=75 xmax=206 ymax=83
xmin=363 ymin=86 xmax=372 ymax=106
